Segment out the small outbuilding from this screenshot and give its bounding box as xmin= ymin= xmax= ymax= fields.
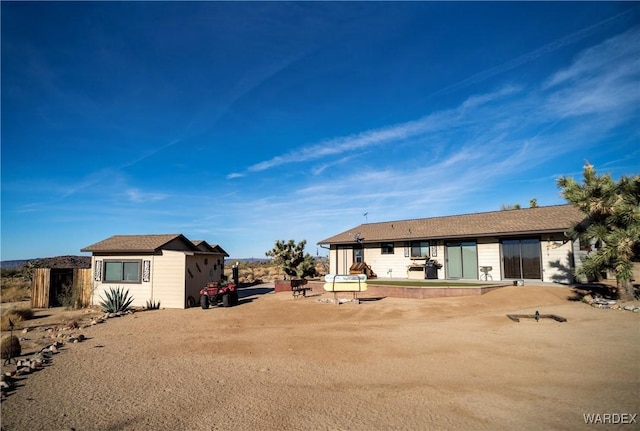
xmin=81 ymin=234 xmax=229 ymax=309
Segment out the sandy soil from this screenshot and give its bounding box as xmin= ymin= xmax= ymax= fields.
xmin=1 ymin=285 xmax=639 ymax=431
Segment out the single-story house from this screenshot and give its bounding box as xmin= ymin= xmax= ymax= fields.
xmin=318 ymin=205 xmax=587 ymax=284
xmin=81 ymin=234 xmax=229 ymax=309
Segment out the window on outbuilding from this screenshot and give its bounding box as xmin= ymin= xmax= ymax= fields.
xmin=381 ymin=242 xmax=394 ymax=254
xmin=104 ymin=260 xmax=141 ymax=283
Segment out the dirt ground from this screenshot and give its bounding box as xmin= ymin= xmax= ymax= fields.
xmin=1 ymin=285 xmax=639 ymax=431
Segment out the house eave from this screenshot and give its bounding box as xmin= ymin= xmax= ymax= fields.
xmin=320 ymin=228 xmax=570 ymax=246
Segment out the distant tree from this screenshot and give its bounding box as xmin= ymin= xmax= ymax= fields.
xmin=529 ymin=198 xmax=538 ymax=208
xmin=500 ymin=203 xmax=521 ymax=210
xmin=265 ymin=239 xmax=317 ymax=279
xmin=557 ymin=163 xmax=640 ymax=301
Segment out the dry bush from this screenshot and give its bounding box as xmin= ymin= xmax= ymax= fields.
xmin=1 ymin=335 xmax=21 ymax=359
xmin=1 ymin=307 xmax=34 ymax=331
xmin=1 ymin=277 xmax=31 ymax=303
xmin=223 ymin=258 xmax=327 ymax=283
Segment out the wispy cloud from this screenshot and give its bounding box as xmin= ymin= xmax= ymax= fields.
xmin=432 ymin=8 xmax=636 ymax=97
xmin=124 ymin=188 xmax=169 ymax=203
xmin=542 ymin=27 xmax=640 ymax=121
xmin=231 ymin=24 xmax=638 ymax=186
xmin=227 ymin=85 xmax=516 ymax=178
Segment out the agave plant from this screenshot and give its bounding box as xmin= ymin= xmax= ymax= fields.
xmin=99 ymin=287 xmax=134 ymax=313
xmin=145 ymin=299 xmax=161 ymax=310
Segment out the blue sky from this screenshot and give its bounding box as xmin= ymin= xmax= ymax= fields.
xmin=2 ymin=2 xmax=639 ymax=261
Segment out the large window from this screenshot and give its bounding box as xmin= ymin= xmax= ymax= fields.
xmin=381 ymin=242 xmax=394 ymax=255
xmin=411 ymin=241 xmax=430 ymax=258
xmin=104 ymin=260 xmax=141 ymax=283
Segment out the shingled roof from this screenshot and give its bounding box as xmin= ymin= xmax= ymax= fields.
xmin=318 ymin=205 xmax=585 ymax=245
xmin=191 ymin=240 xmax=230 ymax=256
xmin=81 ymin=234 xmax=197 ymax=253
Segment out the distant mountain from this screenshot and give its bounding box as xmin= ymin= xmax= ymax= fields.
xmin=1 ymin=255 xmax=91 ymax=270
xmin=0 ymin=259 xmax=35 ymax=270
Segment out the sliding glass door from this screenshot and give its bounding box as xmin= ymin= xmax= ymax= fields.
xmin=446 ymin=242 xmax=478 ymax=279
xmin=502 ymin=239 xmax=541 ymax=279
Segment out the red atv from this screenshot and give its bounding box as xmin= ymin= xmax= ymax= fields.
xmin=200 ymin=282 xmax=239 ymax=309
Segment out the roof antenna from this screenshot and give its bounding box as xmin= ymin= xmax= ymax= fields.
xmin=363 ymin=212 xmax=368 ymax=223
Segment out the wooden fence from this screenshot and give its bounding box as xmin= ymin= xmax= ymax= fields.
xmin=31 ymin=268 xmax=93 ymax=308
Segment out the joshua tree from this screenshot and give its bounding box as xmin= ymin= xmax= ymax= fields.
xmin=557 ymin=163 xmax=640 ymax=301
xmin=265 ymin=239 xmax=317 ymax=279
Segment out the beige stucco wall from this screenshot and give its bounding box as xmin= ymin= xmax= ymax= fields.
xmin=330 ymin=242 xmax=447 ymax=280
xmin=185 ymin=253 xmax=226 ymax=306
xmin=90 ymin=254 xmax=155 ymax=309
xmin=540 ymin=234 xmax=575 ymax=284
xmin=363 ymin=243 xmax=411 ymax=279
xmin=331 ymin=247 xmax=354 ymax=275
xmin=152 ymin=250 xmax=187 ymax=308
xmin=477 ymin=238 xmax=502 ymax=281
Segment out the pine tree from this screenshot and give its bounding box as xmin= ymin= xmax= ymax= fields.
xmin=557 ymin=163 xmax=640 ymax=300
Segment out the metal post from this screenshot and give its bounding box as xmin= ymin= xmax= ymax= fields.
xmin=3 ymin=319 xmax=16 ymax=365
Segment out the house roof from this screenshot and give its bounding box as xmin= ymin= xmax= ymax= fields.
xmin=318 ymin=205 xmax=586 ymax=245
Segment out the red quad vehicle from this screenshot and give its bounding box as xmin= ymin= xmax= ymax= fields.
xmin=200 ymin=281 xmax=239 ymax=309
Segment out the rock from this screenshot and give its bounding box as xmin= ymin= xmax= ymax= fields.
xmin=15 ymin=367 xmax=30 ymax=375
xmin=77 ymin=334 xmax=85 ymax=342
xmin=634 ymin=308 xmax=640 ymax=313
xmin=582 ymin=294 xmax=594 ymax=304
xmin=623 ymin=305 xmax=635 ymax=311
xmin=21 ymin=328 xmax=30 ymax=334
xmin=1 ymin=374 xmax=15 ymax=386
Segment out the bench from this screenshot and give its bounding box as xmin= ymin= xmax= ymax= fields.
xmin=291 ymin=279 xmax=312 ymax=298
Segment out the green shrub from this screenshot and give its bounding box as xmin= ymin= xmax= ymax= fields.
xmin=99 ymin=287 xmax=134 ymax=313
xmin=1 ymin=335 xmax=21 ymax=359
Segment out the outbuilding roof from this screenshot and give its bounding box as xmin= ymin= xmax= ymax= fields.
xmin=318 ymin=205 xmax=585 ymax=245
xmin=191 ymin=240 xmax=230 ymax=256
xmin=81 ymin=234 xmax=227 ymax=255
